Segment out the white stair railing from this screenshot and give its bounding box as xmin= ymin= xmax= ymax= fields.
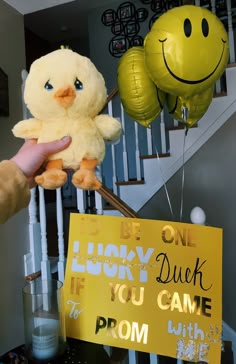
xmin=226 ymin=0 xmax=236 ymax=64
xmin=108 ymin=99 xmax=119 ymax=194
xmin=160 ymin=110 xmax=167 ymax=154
xmin=39 ymin=186 xmax=51 ymax=280
xmin=134 ymin=121 xmax=141 ymax=181
xmin=121 ymin=103 xmax=129 ymax=181
xmin=56 ymin=187 xmax=65 ymax=282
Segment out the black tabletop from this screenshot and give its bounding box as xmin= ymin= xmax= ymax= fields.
xmin=0 ymin=339 xmax=111 ymax=364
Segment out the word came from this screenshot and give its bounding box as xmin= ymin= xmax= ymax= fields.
xmin=157 ymin=290 xmax=212 ymax=317
xmin=95 ymin=316 xmax=148 ymax=344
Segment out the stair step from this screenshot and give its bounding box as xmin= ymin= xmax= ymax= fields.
xmin=214 ymin=91 xmax=227 ymax=98
xmin=140 ymin=152 xmax=170 ymax=160
xmin=116 ymin=179 xmax=145 ymax=186
xmin=167 ymin=124 xmax=198 ymax=131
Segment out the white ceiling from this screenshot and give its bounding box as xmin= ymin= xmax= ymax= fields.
xmin=2 ymin=0 xmax=75 ymax=14
xmin=2 ymin=0 xmax=116 ymax=14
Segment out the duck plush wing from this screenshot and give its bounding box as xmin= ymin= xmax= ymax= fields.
xmin=94 ymin=114 xmax=122 ymax=142
xmin=12 ymin=118 xmax=43 ymax=139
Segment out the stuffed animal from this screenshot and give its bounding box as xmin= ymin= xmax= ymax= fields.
xmin=12 ymin=49 xmax=122 ymax=190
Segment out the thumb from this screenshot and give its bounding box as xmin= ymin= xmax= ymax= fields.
xmin=42 ymin=136 xmax=72 ymax=155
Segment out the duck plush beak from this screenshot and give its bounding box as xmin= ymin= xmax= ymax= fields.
xmin=54 ymin=86 xmax=76 ymax=108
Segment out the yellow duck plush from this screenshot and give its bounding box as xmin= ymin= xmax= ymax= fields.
xmin=12 ymin=49 xmax=122 ymax=190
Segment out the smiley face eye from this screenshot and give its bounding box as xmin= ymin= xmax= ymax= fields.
xmin=184 ymin=18 xmax=192 ymax=37
xmin=202 ymin=18 xmax=209 ymax=37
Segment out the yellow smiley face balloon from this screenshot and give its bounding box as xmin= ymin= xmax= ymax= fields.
xmin=117 ymin=46 xmax=166 ymax=127
xmin=167 ymin=84 xmax=215 ymax=128
xmin=144 ymin=5 xmax=229 ymax=97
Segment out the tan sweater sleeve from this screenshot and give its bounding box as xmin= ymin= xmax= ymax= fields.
xmin=0 ymin=160 xmax=31 ymax=224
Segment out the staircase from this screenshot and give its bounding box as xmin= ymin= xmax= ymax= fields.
xmin=104 ymin=65 xmax=236 ymax=213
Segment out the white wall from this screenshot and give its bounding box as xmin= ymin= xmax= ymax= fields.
xmin=0 ymin=1 xmax=29 ymax=354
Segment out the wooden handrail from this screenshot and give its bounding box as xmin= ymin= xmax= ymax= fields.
xmin=98 ymin=184 xmax=139 ymax=218
xmin=25 ymin=270 xmax=41 ymax=282
xmin=101 ymin=86 xmax=118 ymax=112
xmin=107 ymin=86 xmax=119 ymax=102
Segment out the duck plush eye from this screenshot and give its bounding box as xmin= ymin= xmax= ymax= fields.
xmin=74 ymin=78 xmax=83 ymax=91
xmin=44 ymin=80 xmax=53 ymax=90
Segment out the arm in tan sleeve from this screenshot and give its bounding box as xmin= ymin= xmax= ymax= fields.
xmin=0 ymin=160 xmax=31 ymax=224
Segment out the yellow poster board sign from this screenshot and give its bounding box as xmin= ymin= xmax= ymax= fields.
xmin=64 ymin=213 xmax=222 ymax=363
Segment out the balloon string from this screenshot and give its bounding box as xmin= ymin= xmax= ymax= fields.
xmin=152 ymin=131 xmax=175 ymax=221
xmin=179 ymin=126 xmax=188 ymax=222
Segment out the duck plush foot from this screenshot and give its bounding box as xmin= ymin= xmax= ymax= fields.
xmin=72 ymin=158 xmax=101 ymax=190
xmin=35 ymin=169 xmax=68 ymax=190
xmin=72 ymin=170 xmax=101 ymax=190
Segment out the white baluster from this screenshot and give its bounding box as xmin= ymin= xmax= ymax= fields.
xmin=28 ymin=188 xmax=38 ymax=224
xmin=211 ymin=0 xmax=216 ymax=13
xmin=226 ymin=0 xmax=235 ymax=64
xmin=121 ymin=104 xmax=129 ymax=181
xmin=108 ymin=100 xmax=118 ymax=194
xmin=25 ymin=188 xmax=42 ymax=275
xmin=160 ymin=110 xmax=167 ymax=154
xmin=210 ymin=0 xmax=222 ymax=94
xmin=146 ymin=126 xmax=153 ymax=155
xmin=76 ymin=188 xmax=86 ymax=213
xmin=173 ymin=118 xmax=179 ymax=128
xmin=108 ymin=99 xmax=113 ymax=117
xmin=111 ymin=144 xmax=118 ymax=194
xmin=215 ymin=79 xmax=222 ymax=95
xmin=150 ymin=353 xmax=158 ymax=364
xmin=194 ymin=0 xmax=200 ymax=6
xmin=95 ymin=166 xmax=104 ymax=215
xmin=39 ymin=186 xmax=51 ymax=280
xmin=21 ymin=69 xmax=29 ymax=119
xmin=95 ymin=191 xmax=103 ymax=215
xmin=134 ymin=122 xmax=141 ymax=181
xmin=56 ymin=188 xmax=65 ymax=282
xmin=128 ymin=350 xmax=137 ymax=364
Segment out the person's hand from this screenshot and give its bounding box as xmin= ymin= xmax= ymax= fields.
xmin=11 ymin=137 xmax=71 ymax=187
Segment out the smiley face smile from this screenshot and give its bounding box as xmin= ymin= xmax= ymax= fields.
xmin=160 ymin=38 xmax=227 ymax=85
xmin=144 ymin=5 xmax=229 ymax=97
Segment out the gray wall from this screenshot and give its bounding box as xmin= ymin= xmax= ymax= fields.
xmin=88 ymin=0 xmax=151 ymax=93
xmin=0 ymin=1 xmax=29 ymax=354
xmin=139 ymin=113 xmax=236 ymax=331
